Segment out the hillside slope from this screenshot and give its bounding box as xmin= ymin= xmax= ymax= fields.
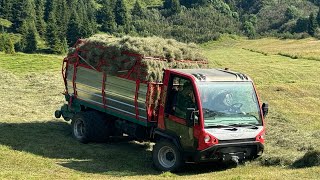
xmin=1 ymin=0 xmax=319 ymax=54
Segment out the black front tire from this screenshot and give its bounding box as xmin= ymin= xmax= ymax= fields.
xmin=152 ymin=140 xmax=182 ymax=172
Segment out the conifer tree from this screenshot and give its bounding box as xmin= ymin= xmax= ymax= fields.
xmin=114 ymin=0 xmax=129 ymax=26
xmin=55 ymin=0 xmax=69 ymax=37
xmin=0 ymin=0 xmax=13 ymax=20
xmin=308 ymin=13 xmax=318 ymax=36
xmin=46 ymin=12 xmax=60 ymax=52
xmin=86 ymin=1 xmax=98 ymax=35
xmin=317 ymin=7 xmax=320 ymax=26
xmin=163 ymin=0 xmax=173 ymax=9
xmin=44 ymin=0 xmax=55 ymax=22
xmin=67 ymin=11 xmax=83 ymax=46
xmin=35 ymin=0 xmax=46 ymax=37
xmin=163 ymin=0 xmax=181 ymax=15
xmin=0 ymin=34 xmax=4 ymax=52
xmin=101 ymin=0 xmax=117 ymax=33
xmin=132 ymin=0 xmax=144 ymax=17
xmin=171 ymin=0 xmax=181 ymax=14
xmin=24 ymin=25 xmax=38 ymax=53
xmin=0 ymin=33 xmax=15 ymax=54
xmin=12 ymin=0 xmax=36 ymax=33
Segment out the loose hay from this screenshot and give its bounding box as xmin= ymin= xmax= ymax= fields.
xmin=68 ymin=35 xmax=208 ymax=82
xmin=292 ymin=150 xmax=320 ymax=168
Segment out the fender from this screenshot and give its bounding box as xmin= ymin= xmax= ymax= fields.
xmin=153 ymin=128 xmax=183 ymax=151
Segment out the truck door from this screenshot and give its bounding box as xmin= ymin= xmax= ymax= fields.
xmin=163 ymin=74 xmax=198 ymax=151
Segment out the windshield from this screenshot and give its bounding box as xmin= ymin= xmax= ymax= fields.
xmin=197 ymin=82 xmax=262 ymax=128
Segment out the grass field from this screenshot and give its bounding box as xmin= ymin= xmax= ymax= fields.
xmin=0 ymin=38 xmax=319 ymax=179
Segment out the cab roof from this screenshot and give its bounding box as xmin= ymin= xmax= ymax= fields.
xmin=170 ymin=69 xmax=252 ymax=82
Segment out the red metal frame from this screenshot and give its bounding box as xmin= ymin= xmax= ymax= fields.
xmin=64 ymin=39 xmax=209 ymax=125
xmin=168 ymin=115 xmax=187 ymax=125
xmin=157 ymin=69 xmax=208 ymax=150
xmin=102 ymin=72 xmax=107 ymax=109
xmin=61 ymin=57 xmax=69 ymax=94
xmin=146 ymin=82 xmax=163 ymax=123
xmin=134 ymin=79 xmax=140 ymax=120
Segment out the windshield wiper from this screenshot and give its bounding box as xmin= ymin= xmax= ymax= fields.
xmin=235 ymin=113 xmax=259 ymax=120
xmin=228 ymin=123 xmax=260 ymax=129
xmin=205 ymin=124 xmax=238 ymax=131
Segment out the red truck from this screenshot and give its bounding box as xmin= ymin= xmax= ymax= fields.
xmin=55 ymin=40 xmax=268 ymax=171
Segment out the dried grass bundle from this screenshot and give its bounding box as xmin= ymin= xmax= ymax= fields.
xmin=69 ymin=34 xmax=208 ymax=82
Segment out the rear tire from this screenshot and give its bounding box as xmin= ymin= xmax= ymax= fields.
xmin=152 ymin=140 xmax=182 ymax=172
xmin=71 ymin=111 xmax=114 ymax=143
xmin=71 ymin=112 xmax=90 ymax=143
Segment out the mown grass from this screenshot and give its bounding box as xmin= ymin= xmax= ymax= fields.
xmin=238 ymin=38 xmax=320 ymax=61
xmin=0 ymin=39 xmax=320 ymax=179
xmin=0 ymin=52 xmax=62 ymax=75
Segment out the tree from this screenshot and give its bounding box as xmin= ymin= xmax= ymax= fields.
xmin=171 ymin=0 xmax=181 ymax=14
xmin=55 ymin=0 xmax=69 ymax=37
xmin=0 ymin=34 xmax=5 ymax=52
xmin=114 ymin=0 xmax=129 ymax=26
xmin=285 ymin=6 xmax=300 ymax=20
xmin=46 ymin=12 xmax=60 ymax=52
xmin=295 ymin=17 xmax=309 ymax=33
xmin=132 ymin=0 xmax=144 ymax=17
xmin=24 ymin=26 xmax=38 ymax=53
xmin=243 ymin=21 xmax=256 ymax=39
xmin=163 ymin=0 xmax=181 ymax=16
xmin=101 ymin=0 xmax=117 ymax=33
xmin=0 ymin=33 xmax=15 ymax=54
xmin=0 ymin=0 xmax=13 ymax=20
xmin=44 ymin=0 xmax=55 ymax=22
xmin=66 ymin=11 xmax=83 ymax=46
xmin=317 ymin=7 xmax=320 ymax=26
xmin=163 ymin=0 xmax=173 ymax=9
xmin=11 ymin=0 xmax=36 ymax=33
xmin=35 ymin=0 xmax=46 ymax=37
xmin=80 ymin=0 xmax=97 ymax=37
xmin=308 ymin=13 xmax=318 ymax=36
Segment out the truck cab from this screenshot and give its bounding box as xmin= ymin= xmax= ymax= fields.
xmin=152 ymin=69 xmax=268 ymax=171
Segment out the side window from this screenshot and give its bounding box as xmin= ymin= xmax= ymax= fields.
xmin=165 ymin=75 xmax=196 ymax=119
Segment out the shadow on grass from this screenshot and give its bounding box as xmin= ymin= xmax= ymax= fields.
xmin=291 ymin=150 xmax=320 ymax=169
xmin=0 ymin=120 xmax=233 ymax=176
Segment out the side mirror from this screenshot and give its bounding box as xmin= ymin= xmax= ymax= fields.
xmin=186 ymin=108 xmax=198 ymax=127
xmin=262 ymin=103 xmax=269 ymax=117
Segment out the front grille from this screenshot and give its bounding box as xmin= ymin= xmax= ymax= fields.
xmin=218 ymin=138 xmax=256 ymax=144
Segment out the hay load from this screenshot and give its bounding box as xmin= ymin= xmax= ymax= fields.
xmin=68 ymin=34 xmax=208 ymax=82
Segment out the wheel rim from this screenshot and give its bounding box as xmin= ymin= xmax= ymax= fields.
xmin=158 ymin=145 xmax=176 ymax=169
xmin=74 ymin=118 xmax=85 ymax=139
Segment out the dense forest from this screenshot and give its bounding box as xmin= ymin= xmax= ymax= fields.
xmin=1 ymin=0 xmax=320 ymax=54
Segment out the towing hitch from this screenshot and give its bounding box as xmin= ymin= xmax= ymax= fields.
xmin=222 ymin=152 xmax=245 ymax=165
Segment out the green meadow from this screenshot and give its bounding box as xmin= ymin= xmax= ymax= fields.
xmin=0 ymin=38 xmax=319 ymax=179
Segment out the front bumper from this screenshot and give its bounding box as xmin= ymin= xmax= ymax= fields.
xmin=194 ymin=141 xmax=264 ymax=162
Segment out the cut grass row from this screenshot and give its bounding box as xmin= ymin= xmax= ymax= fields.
xmin=238 ymin=38 xmax=320 ymax=61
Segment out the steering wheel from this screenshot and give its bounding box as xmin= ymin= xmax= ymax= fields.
xmin=229 ymin=103 xmax=243 ymax=113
